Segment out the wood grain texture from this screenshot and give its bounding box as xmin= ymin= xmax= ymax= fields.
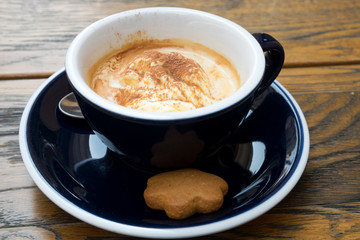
xmin=0 ymin=63 xmax=359 ymax=238
xmin=1 ymin=0 xmax=360 ymax=77
xmin=278 ymin=65 xmax=360 ymax=94
xmin=1 ymin=1 xmax=360 ymax=238
xmin=0 ymin=79 xmax=43 ymax=192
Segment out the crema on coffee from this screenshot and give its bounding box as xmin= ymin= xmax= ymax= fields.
xmin=87 ymin=39 xmax=241 ymax=112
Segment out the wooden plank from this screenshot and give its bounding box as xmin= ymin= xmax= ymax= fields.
xmin=0 ymin=188 xmax=77 ymax=229
xmin=0 ymin=227 xmax=57 ymax=240
xmin=1 ymin=0 xmax=360 ymax=76
xmin=0 ymin=79 xmax=43 ymax=191
xmin=231 ymin=207 xmax=360 ymax=239
xmin=278 ymin=65 xmax=360 ymax=94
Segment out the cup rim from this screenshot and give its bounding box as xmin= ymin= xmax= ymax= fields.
xmin=65 ymin=7 xmax=265 ymax=121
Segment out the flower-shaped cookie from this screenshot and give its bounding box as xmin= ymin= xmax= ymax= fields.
xmin=144 ymin=168 xmax=228 ymax=220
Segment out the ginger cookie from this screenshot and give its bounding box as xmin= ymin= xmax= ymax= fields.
xmin=143 ymin=168 xmax=228 ymax=220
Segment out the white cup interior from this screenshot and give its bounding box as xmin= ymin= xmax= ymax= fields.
xmin=66 ymin=7 xmax=265 ymax=120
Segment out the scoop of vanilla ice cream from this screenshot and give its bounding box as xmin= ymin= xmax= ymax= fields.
xmin=91 ymin=49 xmax=216 ymax=112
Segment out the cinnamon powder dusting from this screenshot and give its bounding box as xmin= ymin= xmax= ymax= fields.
xmin=88 ymin=39 xmax=240 ymax=112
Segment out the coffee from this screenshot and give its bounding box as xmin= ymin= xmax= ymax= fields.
xmin=87 ymin=39 xmax=241 ymax=112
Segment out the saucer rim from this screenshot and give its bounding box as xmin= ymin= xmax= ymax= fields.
xmin=19 ymin=68 xmax=309 ymax=239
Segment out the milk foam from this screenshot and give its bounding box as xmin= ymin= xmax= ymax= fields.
xmin=88 ymin=39 xmax=240 ymax=112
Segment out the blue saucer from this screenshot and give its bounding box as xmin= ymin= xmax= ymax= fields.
xmin=20 ymin=69 xmax=309 ymax=238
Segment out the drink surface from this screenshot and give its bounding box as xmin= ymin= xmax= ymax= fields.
xmin=88 ymin=39 xmax=241 ymax=112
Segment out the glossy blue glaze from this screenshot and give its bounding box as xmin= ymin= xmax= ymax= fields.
xmin=74 ymin=86 xmax=254 ymax=172
xmin=25 ymin=70 xmax=303 ymax=228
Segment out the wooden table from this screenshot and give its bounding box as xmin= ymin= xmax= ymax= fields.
xmin=1 ymin=0 xmax=359 ymax=239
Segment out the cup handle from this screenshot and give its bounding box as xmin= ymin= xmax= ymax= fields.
xmin=252 ymin=33 xmax=285 ymax=97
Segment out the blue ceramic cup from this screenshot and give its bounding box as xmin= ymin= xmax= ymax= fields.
xmin=65 ymin=7 xmax=284 ymax=172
